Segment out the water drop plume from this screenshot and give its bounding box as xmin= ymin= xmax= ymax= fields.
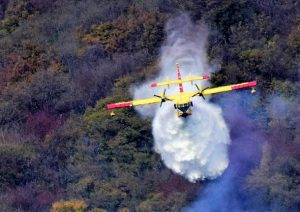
xmin=134 ymin=14 xmax=231 ymax=182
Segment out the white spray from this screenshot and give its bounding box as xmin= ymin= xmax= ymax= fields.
xmin=134 ymin=14 xmax=230 ymax=182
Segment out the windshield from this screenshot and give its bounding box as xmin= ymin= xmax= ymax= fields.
xmin=176 ymin=103 xmax=191 ymax=113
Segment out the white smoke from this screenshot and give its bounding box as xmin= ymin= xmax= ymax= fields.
xmin=134 ymin=14 xmax=231 ymax=182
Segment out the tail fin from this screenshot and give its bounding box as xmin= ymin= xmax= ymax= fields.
xmin=176 ymin=63 xmax=184 ymax=93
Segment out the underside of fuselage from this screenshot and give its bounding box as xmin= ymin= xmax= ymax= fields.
xmin=178 ymin=111 xmax=191 ymax=118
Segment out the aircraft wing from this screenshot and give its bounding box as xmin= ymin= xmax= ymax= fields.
xmin=188 ymin=81 xmax=257 ymax=97
xmin=107 ymin=95 xmax=178 ymax=110
xmin=150 ymin=75 xmax=209 ymax=87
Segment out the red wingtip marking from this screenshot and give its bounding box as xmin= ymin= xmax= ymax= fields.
xmin=231 ymin=81 xmax=257 ymax=90
xmin=107 ymin=104 xmax=115 ymax=109
xmin=203 ymin=75 xmax=209 ymax=79
xmin=107 ymin=102 xmax=133 ymax=109
xmin=150 ymin=83 xmax=157 ymax=87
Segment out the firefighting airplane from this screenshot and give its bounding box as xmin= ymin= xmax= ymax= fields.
xmin=107 ymin=63 xmax=257 ymax=118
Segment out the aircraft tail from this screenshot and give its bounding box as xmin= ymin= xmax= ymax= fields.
xmin=150 ymin=63 xmax=209 ymax=88
xmin=176 ymin=63 xmax=184 ymax=93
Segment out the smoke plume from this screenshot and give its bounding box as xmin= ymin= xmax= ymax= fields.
xmin=134 ymin=14 xmax=231 ymax=182
xmin=184 ymin=92 xmax=264 ymax=211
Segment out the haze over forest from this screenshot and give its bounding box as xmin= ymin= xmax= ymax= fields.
xmin=0 ymin=0 xmax=299 ymax=211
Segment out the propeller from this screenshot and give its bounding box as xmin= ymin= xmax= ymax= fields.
xmin=154 ymin=89 xmax=171 ymax=107
xmin=192 ymin=84 xmax=209 ymax=100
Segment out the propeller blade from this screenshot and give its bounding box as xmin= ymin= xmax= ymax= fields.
xmin=163 ymin=89 xmax=166 ymax=97
xmin=155 ymin=89 xmax=171 ymax=107
xmin=201 ymin=87 xmax=209 ymax=100
xmin=192 ymin=86 xmax=210 ymax=99
xmin=195 ymin=84 xmax=200 ymax=91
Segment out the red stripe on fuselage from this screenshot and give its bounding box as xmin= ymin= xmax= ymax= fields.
xmin=176 ymin=63 xmax=184 ymax=93
xmin=107 ymin=102 xmax=133 ymax=109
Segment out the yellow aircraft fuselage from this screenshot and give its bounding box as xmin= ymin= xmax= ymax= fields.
xmin=174 ymin=93 xmax=193 ymax=118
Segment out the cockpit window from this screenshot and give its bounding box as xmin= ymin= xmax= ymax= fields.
xmin=177 ymin=103 xmax=190 ymax=108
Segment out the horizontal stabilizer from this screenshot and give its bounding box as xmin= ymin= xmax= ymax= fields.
xmin=150 ymin=75 xmax=209 ymax=87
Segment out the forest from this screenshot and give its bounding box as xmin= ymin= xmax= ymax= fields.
xmin=0 ymin=0 xmax=299 ymax=211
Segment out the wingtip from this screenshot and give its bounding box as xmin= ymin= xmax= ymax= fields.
xmin=231 ymin=80 xmax=257 ymax=90
xmin=107 ymin=104 xmax=115 ymax=109
xmin=150 ymin=82 xmax=157 ymax=87
xmin=107 ymin=102 xmax=133 ymax=109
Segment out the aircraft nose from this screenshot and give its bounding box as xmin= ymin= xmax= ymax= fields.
xmin=181 ymin=112 xmax=189 ymax=118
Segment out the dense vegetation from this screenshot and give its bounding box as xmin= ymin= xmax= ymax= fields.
xmin=0 ymin=0 xmax=299 ymax=211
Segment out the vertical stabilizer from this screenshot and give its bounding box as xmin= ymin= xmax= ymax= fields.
xmin=176 ymin=63 xmax=184 ymax=93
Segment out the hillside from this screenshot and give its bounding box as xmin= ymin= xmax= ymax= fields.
xmin=0 ymin=0 xmax=299 ymax=211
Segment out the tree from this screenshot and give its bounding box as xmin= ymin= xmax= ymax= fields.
xmin=0 ymin=143 xmax=36 ymax=189
xmin=51 ymin=200 xmax=87 ymax=212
